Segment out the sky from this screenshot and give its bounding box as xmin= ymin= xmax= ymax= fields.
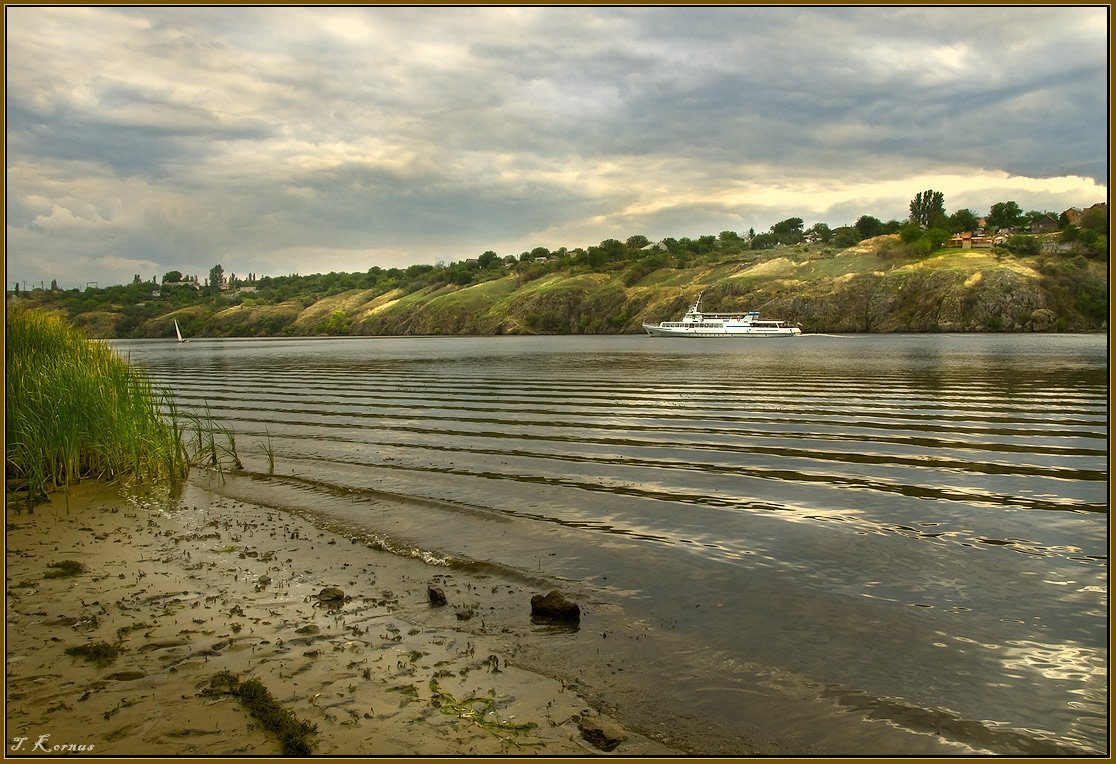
xmin=5 ymin=6 xmax=1109 ymax=290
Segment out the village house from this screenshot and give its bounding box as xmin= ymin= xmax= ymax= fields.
xmin=163 ymin=278 xmax=200 ymax=290
xmin=946 ymin=231 xmax=1001 ymax=249
xmin=1029 ymin=215 xmax=1060 ymax=234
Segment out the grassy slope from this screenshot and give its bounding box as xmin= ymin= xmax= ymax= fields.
xmin=24 ymin=237 xmax=1108 ymax=337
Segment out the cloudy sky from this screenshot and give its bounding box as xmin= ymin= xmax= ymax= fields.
xmin=6 ymin=6 xmax=1108 ymax=290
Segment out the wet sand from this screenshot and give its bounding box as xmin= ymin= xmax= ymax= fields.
xmin=5 ymin=480 xmax=678 ymax=756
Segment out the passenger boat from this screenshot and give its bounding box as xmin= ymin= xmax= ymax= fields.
xmin=642 ymin=293 xmax=801 ymax=338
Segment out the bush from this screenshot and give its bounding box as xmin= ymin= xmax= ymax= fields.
xmin=1004 ymin=235 xmax=1040 ymax=256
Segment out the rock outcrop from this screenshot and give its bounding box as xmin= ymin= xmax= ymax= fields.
xmin=530 ymin=590 xmax=580 ymax=622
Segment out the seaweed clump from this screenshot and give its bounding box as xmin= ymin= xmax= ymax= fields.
xmin=44 ymin=560 xmax=86 ymax=579
xmin=64 ymin=641 xmax=120 ymax=667
xmin=206 ymin=671 xmax=317 ymax=756
xmin=429 ymin=679 xmax=539 ymax=744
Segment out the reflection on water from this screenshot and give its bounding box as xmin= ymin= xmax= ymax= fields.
xmin=115 ymin=333 xmax=1108 ymax=754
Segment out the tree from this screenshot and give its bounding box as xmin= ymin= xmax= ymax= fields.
xmin=948 ymin=208 xmax=980 ymax=233
xmin=807 ymin=222 xmax=832 ymax=243
xmin=162 ymin=270 xmax=183 ymax=283
xmin=771 ymin=217 xmax=804 ymax=235
xmin=750 ymin=232 xmax=778 ymax=249
xmin=1004 ymin=234 xmax=1040 ymax=257
xmin=899 ymin=222 xmax=949 ymax=256
xmin=909 ymin=189 xmax=946 ymax=228
xmin=445 ymin=262 xmax=473 ymax=285
xmin=768 ymin=217 xmax=804 ymax=245
xmin=899 ymin=222 xmax=924 ymax=244
xmin=854 ymin=215 xmax=884 ymax=239
xmin=209 ymin=264 xmax=225 ymax=292
xmin=830 ymin=226 xmax=860 ymax=248
xmin=1079 ymin=205 xmax=1108 ymax=235
xmin=477 ymin=250 xmax=499 ymax=268
xmin=1025 ymin=210 xmax=1055 ymax=226
xmin=582 ymin=248 xmax=608 ymax=268
xmin=50 ymin=279 xmax=59 ymax=291
xmin=596 ymin=239 xmax=625 ymax=261
xmin=988 ymin=201 xmax=1024 ymax=231
xmin=626 ymin=235 xmax=651 ymax=249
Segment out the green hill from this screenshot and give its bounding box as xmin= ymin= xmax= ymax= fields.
xmin=12 ymin=235 xmax=1108 ymax=337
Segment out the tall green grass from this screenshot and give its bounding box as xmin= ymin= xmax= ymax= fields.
xmin=6 ymin=306 xmax=189 ymax=502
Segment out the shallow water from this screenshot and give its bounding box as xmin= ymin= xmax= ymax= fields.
xmin=115 ymin=332 xmax=1108 ymax=754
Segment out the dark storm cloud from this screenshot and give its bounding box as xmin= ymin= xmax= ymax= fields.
xmin=5 ymin=6 xmax=1107 ymax=288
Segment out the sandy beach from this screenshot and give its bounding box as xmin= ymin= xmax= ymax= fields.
xmin=5 ymin=478 xmax=679 ymax=756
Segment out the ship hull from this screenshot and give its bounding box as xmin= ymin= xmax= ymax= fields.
xmin=642 ymin=324 xmax=801 ymax=338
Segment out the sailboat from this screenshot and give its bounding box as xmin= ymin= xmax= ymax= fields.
xmin=174 ymin=319 xmax=189 ymax=343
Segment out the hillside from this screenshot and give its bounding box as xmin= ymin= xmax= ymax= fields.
xmin=15 ymin=236 xmax=1108 ymax=337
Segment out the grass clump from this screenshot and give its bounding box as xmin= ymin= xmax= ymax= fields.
xmin=64 ymin=641 xmax=120 ymax=667
xmin=115 ymin=622 xmax=152 ymax=641
xmin=256 ymin=428 xmax=275 ymax=475
xmin=5 ymin=306 xmax=189 ymax=503
xmin=65 ymin=618 xmax=150 ymax=667
xmin=207 ymin=671 xmax=317 ymax=756
xmin=44 ymin=560 xmax=86 ymax=578
xmin=182 ymin=402 xmax=244 ymax=474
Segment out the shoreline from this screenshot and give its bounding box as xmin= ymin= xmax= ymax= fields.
xmin=5 ymin=479 xmax=679 ymax=756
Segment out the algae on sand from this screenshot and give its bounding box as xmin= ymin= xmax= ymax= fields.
xmin=206 ymin=671 xmax=317 ymax=756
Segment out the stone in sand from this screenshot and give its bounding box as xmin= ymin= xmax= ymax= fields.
xmin=317 ymin=586 xmax=345 ymax=602
xmin=427 ymin=585 xmax=447 ymax=607
xmin=578 ymin=714 xmax=628 ymax=752
xmin=530 ymin=590 xmax=581 ymax=622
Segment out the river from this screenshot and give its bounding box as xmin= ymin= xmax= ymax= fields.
xmin=113 ymin=332 xmax=1108 ymax=755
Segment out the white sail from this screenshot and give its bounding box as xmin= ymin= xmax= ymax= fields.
xmin=174 ymin=319 xmax=186 ymax=343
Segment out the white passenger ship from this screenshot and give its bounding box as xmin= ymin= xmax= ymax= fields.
xmin=643 ymin=293 xmax=801 ymax=338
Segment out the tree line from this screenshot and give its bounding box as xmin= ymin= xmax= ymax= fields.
xmin=12 ymin=191 xmax=1106 ymax=315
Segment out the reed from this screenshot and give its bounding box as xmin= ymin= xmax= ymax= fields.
xmin=218 ymin=425 xmax=244 ymax=471
xmin=5 ymin=306 xmax=189 ymax=502
xmin=257 ymin=428 xmax=276 ymax=475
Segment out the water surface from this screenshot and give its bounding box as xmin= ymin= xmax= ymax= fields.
xmin=116 ymin=333 xmax=1108 ymax=754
